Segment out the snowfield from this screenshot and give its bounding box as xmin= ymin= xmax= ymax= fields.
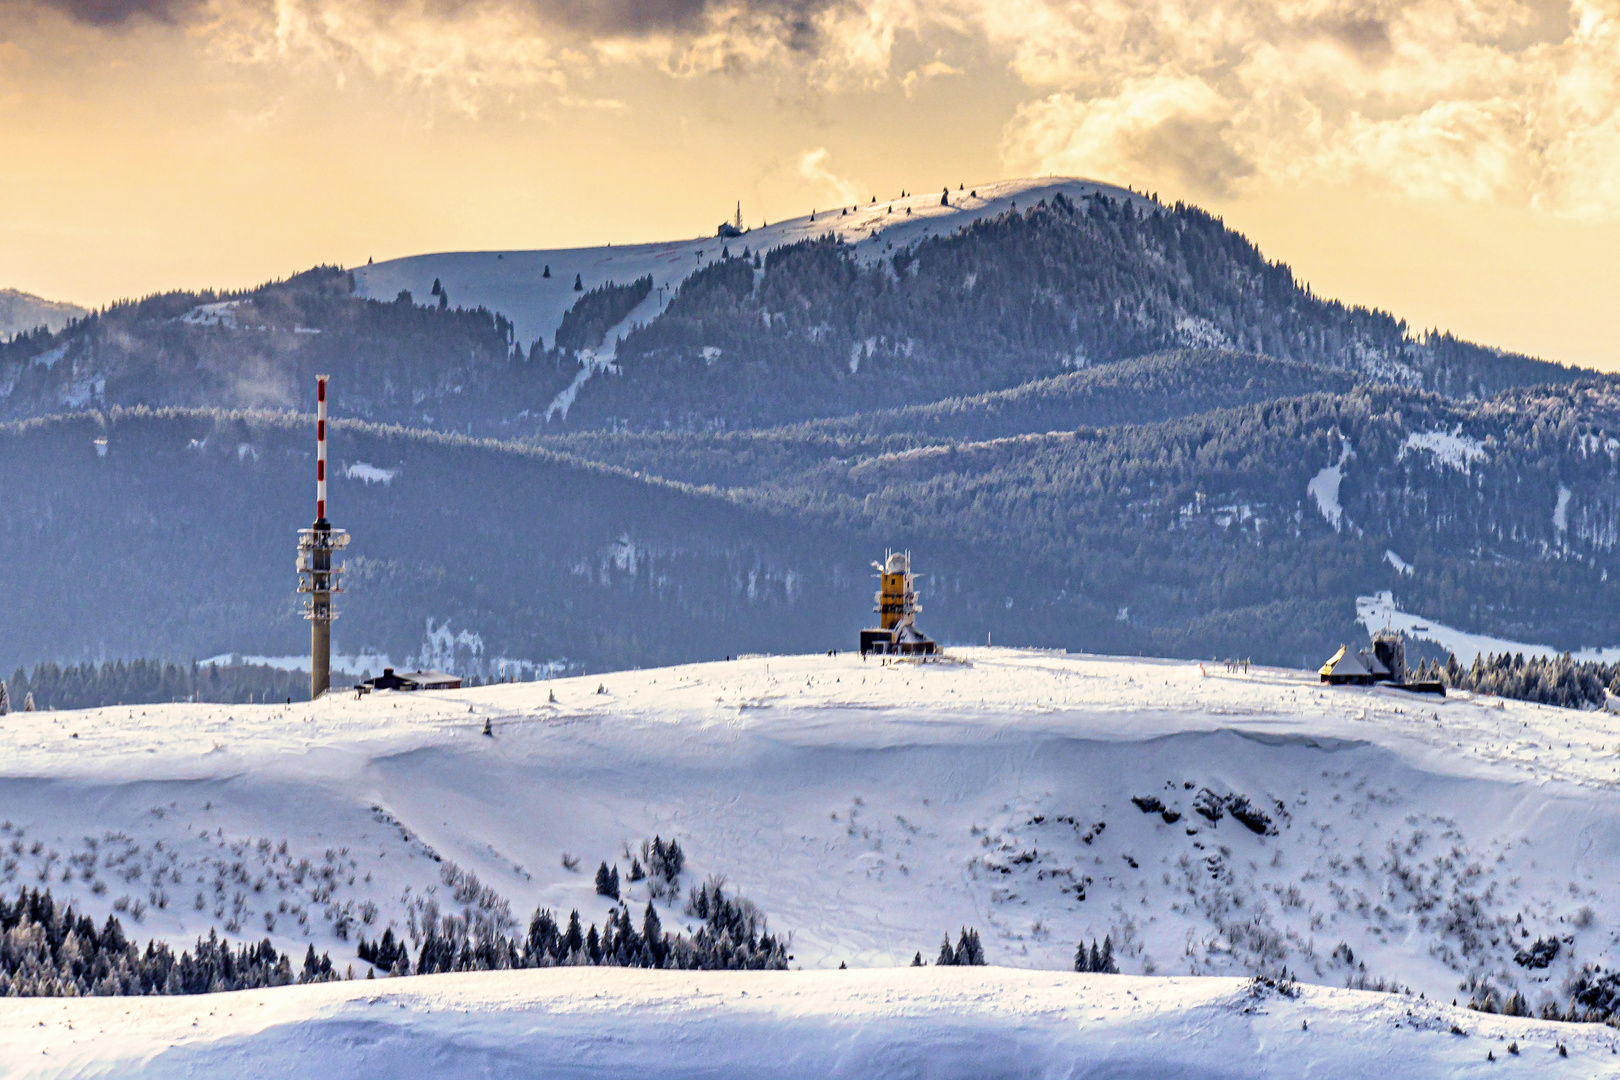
xmin=5 ymin=647 xmax=1620 ymax=1075
xmin=7 ymin=966 xmax=1617 ymax=1079
xmin=1357 ymin=591 xmax=1620 ymax=665
xmin=351 ymin=178 xmax=1155 ymax=353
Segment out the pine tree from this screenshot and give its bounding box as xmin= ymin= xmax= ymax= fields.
xmin=595 ymin=861 xmax=615 ymax=898
xmin=1074 ymin=939 xmax=1090 ymax=972
xmin=0 ymin=679 xmax=8 ymax=716
xmin=573 ymin=273 xmax=584 ymax=292
xmin=911 ymin=951 xmax=923 ymax=966
xmin=23 ymin=691 xmax=34 ymax=711
xmin=953 ymin=928 xmax=985 ymax=965
xmin=1100 ymin=935 xmax=1115 ymax=973
xmin=585 ymin=924 xmax=602 ymax=964
xmin=565 ymin=910 xmax=584 ymax=956
xmin=1089 ymin=941 xmax=1102 ymax=972
xmin=937 ymin=933 xmax=955 ymax=966
xmin=543 ymin=264 xmax=551 ymax=278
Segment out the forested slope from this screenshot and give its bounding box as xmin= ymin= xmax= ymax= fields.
xmin=537 ymin=350 xmax=1359 ymax=488
xmin=0 ymin=192 xmax=1579 ymax=438
xmin=7 ymin=378 xmax=1620 ymax=673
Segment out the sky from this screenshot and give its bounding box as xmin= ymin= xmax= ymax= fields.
xmin=1 ymin=0 xmax=1617 ymax=369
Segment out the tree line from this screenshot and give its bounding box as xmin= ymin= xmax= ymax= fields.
xmin=359 ymin=875 xmax=787 ymax=974
xmin=2 ymin=659 xmax=346 ymax=712
xmin=1413 ymin=650 xmax=1620 ymax=711
xmin=0 ymin=887 xmax=336 ymax=997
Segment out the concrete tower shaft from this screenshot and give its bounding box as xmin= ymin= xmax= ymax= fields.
xmin=296 ymin=375 xmax=350 ymax=699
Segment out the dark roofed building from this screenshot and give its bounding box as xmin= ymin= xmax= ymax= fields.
xmin=1318 ymin=645 xmax=1391 ymax=686
xmin=359 ymin=667 xmax=462 ymax=692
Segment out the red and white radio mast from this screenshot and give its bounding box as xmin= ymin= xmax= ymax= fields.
xmin=297 ymin=375 xmax=350 ymax=699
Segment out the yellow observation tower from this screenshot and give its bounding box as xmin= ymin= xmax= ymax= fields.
xmin=859 ymin=550 xmax=938 ymax=657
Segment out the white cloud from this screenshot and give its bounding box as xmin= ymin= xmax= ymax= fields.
xmin=901 ymin=57 xmax=961 ymax=97
xmin=1002 ymin=74 xmax=1251 ymax=195
xmin=798 ymin=146 xmax=863 ymax=203
xmin=25 ymin=0 xmax=1620 ymax=219
xmin=987 ymin=0 xmax=1620 ymax=217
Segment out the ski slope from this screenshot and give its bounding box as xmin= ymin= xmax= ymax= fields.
xmin=351 ymin=178 xmax=1152 ymax=352
xmin=3 ymin=647 xmax=1619 ymax=1001
xmin=8 ymin=647 xmax=1620 ymax=1075
xmin=7 ymin=966 xmax=1617 ymax=1079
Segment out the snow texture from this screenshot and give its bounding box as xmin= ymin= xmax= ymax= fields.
xmin=180 ymin=301 xmax=242 ymax=329
xmin=7 ymin=648 xmax=1620 ymax=1076
xmin=6 ymin=966 xmax=1616 ymax=1079
xmin=1383 ymin=550 xmax=1414 ymax=576
xmin=351 ymin=179 xmax=1154 ymax=356
xmin=1358 ymin=591 xmax=1620 ymax=663
xmin=1307 ymin=440 xmax=1353 ymax=532
xmin=343 ymin=462 xmax=397 ymax=485
xmin=200 ymin=651 xmax=394 ymax=677
xmin=1399 ymin=429 xmax=1489 ymax=474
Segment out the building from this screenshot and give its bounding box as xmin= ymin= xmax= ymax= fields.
xmin=359 ymin=668 xmax=462 ymax=692
xmin=859 ymin=550 xmax=938 ymax=657
xmin=1319 ymin=631 xmax=1444 ymax=694
xmin=1318 ymin=645 xmax=1392 ymax=686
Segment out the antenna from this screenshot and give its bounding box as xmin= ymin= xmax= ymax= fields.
xmin=297 ymin=375 xmax=351 ymax=699
xmin=316 ymin=375 xmax=327 ymax=522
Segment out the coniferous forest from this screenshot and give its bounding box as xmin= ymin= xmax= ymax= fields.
xmin=0 ymin=192 xmax=1616 ymax=679
xmin=2 ymin=660 xmax=348 ymax=712
xmin=0 ymin=874 xmax=787 ymax=998
xmin=0 ymin=887 xmax=336 ymax=997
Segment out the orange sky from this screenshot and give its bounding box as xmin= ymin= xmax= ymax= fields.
xmin=2 ymin=0 xmax=1616 ymax=369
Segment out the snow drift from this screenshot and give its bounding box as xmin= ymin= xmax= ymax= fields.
xmin=4 ymin=647 xmax=1620 ymax=1075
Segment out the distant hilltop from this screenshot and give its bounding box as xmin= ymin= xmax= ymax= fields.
xmin=350 ymin=178 xmax=1151 ymax=356
xmin=0 ymin=287 xmax=88 ymax=339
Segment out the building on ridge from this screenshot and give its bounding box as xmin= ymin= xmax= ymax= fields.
xmin=358 ymin=668 xmax=463 ymax=692
xmin=859 ymin=550 xmax=938 ymax=657
xmin=1319 ymin=630 xmax=1443 ymax=694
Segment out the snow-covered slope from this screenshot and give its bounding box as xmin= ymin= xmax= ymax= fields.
xmin=3 ymin=648 xmax=1618 ymax=1009
xmin=351 ymin=178 xmax=1151 ymax=351
xmin=8 ymin=966 xmax=1615 ymax=1079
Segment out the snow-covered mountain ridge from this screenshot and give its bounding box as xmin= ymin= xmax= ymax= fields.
xmin=6 ymin=966 xmax=1613 ymax=1079
xmin=351 ymin=178 xmax=1151 ymax=352
xmin=3 ymin=648 xmax=1616 ymax=1012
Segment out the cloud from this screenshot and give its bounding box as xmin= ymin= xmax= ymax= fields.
xmin=1004 ymin=75 xmax=1253 ymax=196
xmin=25 ymin=0 xmax=202 ymax=27
xmin=901 ymin=56 xmax=959 ymax=97
xmin=985 ymin=0 xmax=1620 ymax=217
xmin=13 ymin=0 xmax=1620 ymax=219
xmin=21 ymin=0 xmax=851 ymax=49
xmin=798 ymin=146 xmax=862 ymax=203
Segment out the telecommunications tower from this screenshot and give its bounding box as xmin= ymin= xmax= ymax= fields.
xmin=296 ymin=375 xmax=350 ymax=699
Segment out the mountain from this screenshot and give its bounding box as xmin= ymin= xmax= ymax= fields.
xmin=0 ymin=178 xmax=1610 ymax=675
xmin=6 ymin=371 xmax=1620 ymax=673
xmin=0 ymin=407 xmax=839 ymax=675
xmin=3 ymin=649 xmax=1619 ymax=1075
xmin=0 ymin=179 xmax=1580 ymax=436
xmin=0 ymin=287 xmax=87 ymax=339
